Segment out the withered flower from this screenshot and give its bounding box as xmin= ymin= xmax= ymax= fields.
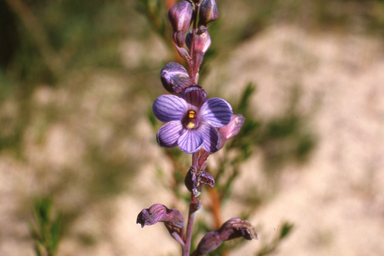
xmin=193 ymin=218 xmax=257 ymax=255
xmin=136 ymin=204 xmax=184 ymax=229
xmin=184 ymin=165 xmax=215 ymax=197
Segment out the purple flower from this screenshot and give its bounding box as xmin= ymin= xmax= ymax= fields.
xmin=153 ymin=86 xmax=233 ymax=154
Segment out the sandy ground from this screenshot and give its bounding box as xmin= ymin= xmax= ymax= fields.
xmin=1 ymin=24 xmax=384 ymax=255
xmin=213 ymin=25 xmax=384 ymax=256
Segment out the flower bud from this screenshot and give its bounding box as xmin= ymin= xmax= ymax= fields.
xmin=186 ymin=30 xmax=211 ymax=54
xmin=218 ymin=114 xmax=245 ymax=149
xmin=168 ymin=0 xmax=193 ymax=46
xmin=186 ymin=30 xmax=211 ymax=69
xmin=193 ymin=218 xmax=257 ymax=255
xmin=198 ymin=0 xmax=219 ymax=26
xmin=161 ymin=62 xmax=192 ymax=94
xmin=136 ymin=204 xmax=184 ymax=229
xmin=185 ymin=165 xmax=215 ymax=197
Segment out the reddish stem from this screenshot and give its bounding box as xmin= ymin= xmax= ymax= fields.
xmin=183 ymin=2 xmax=203 ymax=255
xmin=187 ymin=2 xmax=200 ymax=84
xmin=208 ymin=187 xmax=222 ymax=230
xmin=182 ymin=152 xmax=199 ymax=256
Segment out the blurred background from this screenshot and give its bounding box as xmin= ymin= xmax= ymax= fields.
xmin=1 ymin=0 xmax=384 ymax=255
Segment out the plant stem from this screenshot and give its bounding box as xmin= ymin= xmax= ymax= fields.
xmin=187 ymin=2 xmax=200 ymax=84
xmin=182 ymin=152 xmax=199 ymax=256
xmin=183 ymin=194 xmax=197 ymax=256
xmin=183 ymin=3 xmax=202 ymax=255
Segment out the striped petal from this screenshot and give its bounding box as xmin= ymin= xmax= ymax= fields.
xmin=180 ymin=85 xmax=207 ymax=108
xmin=199 ymin=98 xmax=233 ymax=127
xmin=178 ymin=129 xmax=204 ymax=154
xmin=157 ymin=121 xmax=184 ymax=148
xmin=196 ymin=122 xmax=220 ymax=153
xmin=153 ymin=95 xmax=188 ymax=122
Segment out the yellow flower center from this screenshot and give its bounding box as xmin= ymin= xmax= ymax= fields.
xmin=188 ymin=110 xmax=195 ymax=119
xmin=186 ymin=110 xmax=196 ymax=129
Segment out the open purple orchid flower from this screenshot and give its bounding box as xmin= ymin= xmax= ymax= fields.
xmin=153 ymin=86 xmax=233 ymax=154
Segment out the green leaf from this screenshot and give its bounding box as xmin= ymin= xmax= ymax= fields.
xmin=279 ymin=222 xmax=294 ymax=240
xmin=236 ymin=82 xmax=256 ymax=114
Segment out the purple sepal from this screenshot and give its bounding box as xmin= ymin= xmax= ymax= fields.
xmin=175 ymin=43 xmax=192 ymax=62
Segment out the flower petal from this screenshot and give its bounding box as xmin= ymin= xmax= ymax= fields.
xmin=196 ymin=122 xmax=220 ymax=153
xmin=180 ymin=85 xmax=207 ymax=108
xmin=153 ymin=95 xmax=188 ymax=122
xmin=178 ymin=129 xmax=204 ymax=154
xmin=199 ymin=98 xmax=233 ymax=127
xmin=157 ymin=121 xmax=184 ymax=148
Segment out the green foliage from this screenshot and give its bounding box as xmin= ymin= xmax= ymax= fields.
xmin=135 ymin=0 xmax=172 ymax=47
xmin=28 ymin=197 xmax=62 ymax=256
xmin=256 ymin=222 xmax=294 ymax=256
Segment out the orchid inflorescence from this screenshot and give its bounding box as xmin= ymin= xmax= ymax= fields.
xmin=137 ymin=1 xmax=257 ymax=255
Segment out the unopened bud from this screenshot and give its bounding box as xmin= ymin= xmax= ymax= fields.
xmin=161 ymin=62 xmax=192 ymax=94
xmin=136 ymin=204 xmax=184 ymax=229
xmin=186 ymin=30 xmax=211 ymax=69
xmin=186 ymin=30 xmax=211 ymax=54
xmin=218 ymin=114 xmax=245 ymax=149
xmin=198 ymin=0 xmax=219 ymax=26
xmin=169 ymin=0 xmax=193 ymax=46
xmin=194 ymin=218 xmax=257 ymax=255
